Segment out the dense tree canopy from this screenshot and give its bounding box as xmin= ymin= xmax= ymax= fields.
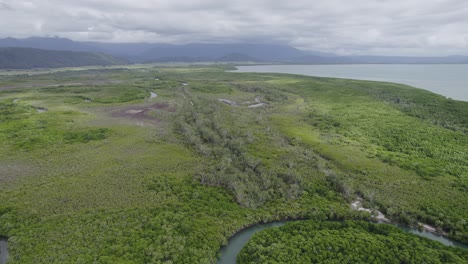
xmin=0 ymin=66 xmax=466 ymax=262
xmin=239 ymin=221 xmax=468 ymax=263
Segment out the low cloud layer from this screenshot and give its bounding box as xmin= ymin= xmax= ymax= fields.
xmin=1 ymin=0 xmax=467 ymax=55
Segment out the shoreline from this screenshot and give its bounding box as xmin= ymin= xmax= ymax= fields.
xmin=233 ymin=64 xmax=468 ymax=102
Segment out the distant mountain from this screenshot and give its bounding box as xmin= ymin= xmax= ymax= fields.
xmin=138 ymin=43 xmax=303 ymax=62
xmin=292 ymin=55 xmax=353 ymax=64
xmin=0 ymin=37 xmax=95 ymax=52
xmin=0 ymin=37 xmax=305 ymax=62
xmin=143 ymin=53 xmax=260 ymax=63
xmin=302 ymin=50 xmax=338 ymax=57
xmin=84 ymin=42 xmax=157 ymax=58
xmin=2 ymin=37 xmax=468 ymax=64
xmin=0 ymin=47 xmax=128 ymax=69
xmin=216 ymin=53 xmax=260 ymax=62
xmin=145 ymin=56 xmax=211 ymax=63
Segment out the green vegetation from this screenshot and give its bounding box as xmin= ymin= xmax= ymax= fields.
xmin=239 ymin=221 xmax=468 ymax=263
xmin=0 ymin=47 xmax=127 ymax=69
xmin=0 ymin=66 xmax=467 ymax=263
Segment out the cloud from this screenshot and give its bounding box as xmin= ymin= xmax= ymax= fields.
xmin=0 ymin=2 xmax=12 ymax=10
xmin=1 ymin=0 xmax=467 ymax=55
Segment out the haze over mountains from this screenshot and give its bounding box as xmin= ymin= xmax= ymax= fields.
xmin=1 ymin=37 xmax=468 ymax=68
xmin=0 ymin=37 xmax=306 ymax=63
xmin=0 ymin=47 xmax=128 ymax=69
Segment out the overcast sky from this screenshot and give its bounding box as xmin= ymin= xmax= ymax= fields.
xmin=1 ymin=0 xmax=467 ymax=56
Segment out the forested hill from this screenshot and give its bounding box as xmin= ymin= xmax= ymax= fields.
xmin=0 ymin=47 xmax=128 ymax=69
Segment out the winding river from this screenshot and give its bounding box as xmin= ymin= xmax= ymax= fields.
xmin=217 ymin=220 xmax=468 ymax=264
xmin=0 ymin=237 xmax=7 ymax=264
xmin=222 ymin=64 xmax=468 ymax=262
xmin=1 ymin=220 xmax=465 ymax=264
xmin=217 ymin=222 xmax=287 ymax=264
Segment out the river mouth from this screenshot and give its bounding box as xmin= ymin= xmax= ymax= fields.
xmin=217 ymin=220 xmax=468 ymax=264
xmin=0 ymin=237 xmax=8 ymax=264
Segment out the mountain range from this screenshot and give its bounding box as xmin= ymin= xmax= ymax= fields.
xmin=0 ymin=47 xmax=127 ymax=69
xmin=1 ymin=37 xmax=468 ymax=68
xmin=0 ymin=37 xmax=304 ymax=62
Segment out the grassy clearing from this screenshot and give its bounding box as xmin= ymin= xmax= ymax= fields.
xmin=0 ymin=66 xmax=467 ymax=263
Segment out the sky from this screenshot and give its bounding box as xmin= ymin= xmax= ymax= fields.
xmin=1 ymin=0 xmax=468 ymax=56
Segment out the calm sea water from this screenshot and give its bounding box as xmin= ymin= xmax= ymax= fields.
xmin=235 ymin=64 xmax=468 ymax=102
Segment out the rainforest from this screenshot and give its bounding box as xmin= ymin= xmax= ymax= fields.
xmin=0 ymin=65 xmax=467 ymax=263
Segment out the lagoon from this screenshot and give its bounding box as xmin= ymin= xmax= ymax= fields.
xmin=236 ymin=64 xmax=468 ymax=102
